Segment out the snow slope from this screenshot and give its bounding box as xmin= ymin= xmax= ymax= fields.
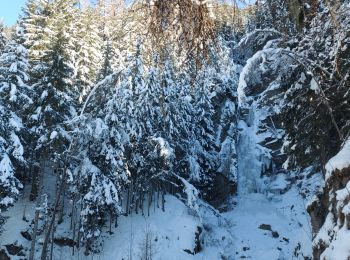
xmin=0 ymin=194 xmax=204 ymax=260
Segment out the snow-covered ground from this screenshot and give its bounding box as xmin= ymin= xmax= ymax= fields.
xmin=227 ymin=187 xmax=313 ymax=259
xmin=0 ymin=194 xmax=204 ymax=260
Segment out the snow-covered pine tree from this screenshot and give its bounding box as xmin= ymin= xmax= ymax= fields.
xmin=254 ymin=0 xmax=297 ymax=33
xmin=119 ymin=46 xmax=172 ymax=214
xmin=0 ymin=25 xmax=32 ymax=114
xmin=74 ymin=6 xmax=103 ymax=102
xmin=0 ymin=22 xmax=7 ymax=55
xmin=0 ymin=24 xmax=32 ymax=209
xmin=191 ymin=63 xmax=219 ymax=192
xmin=95 ymin=0 xmax=122 ymax=82
xmin=65 ymin=72 xmax=125 ymax=250
xmin=281 ymin=2 xmax=350 ymax=172
xmin=21 ymin=0 xmax=54 ymax=82
xmin=79 ymin=156 xmax=122 ymax=253
xmin=0 ymin=106 xmax=24 ymax=209
xmin=98 ymin=37 xmax=118 ymax=81
xmin=28 ymin=0 xmax=78 ymax=157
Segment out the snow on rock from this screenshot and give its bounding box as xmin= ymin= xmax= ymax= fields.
xmin=49 ymin=130 xmax=58 ymax=140
xmin=321 ymin=227 xmax=350 ymax=260
xmin=310 ymin=138 xmax=350 ymax=259
xmin=325 ymin=138 xmax=350 ymax=181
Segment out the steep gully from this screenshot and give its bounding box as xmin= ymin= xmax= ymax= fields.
xmin=222 ymin=33 xmax=318 ymax=259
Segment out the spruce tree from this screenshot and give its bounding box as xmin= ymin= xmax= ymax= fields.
xmin=0 ymin=25 xmax=32 ymax=112
xmin=0 ymin=24 xmax=32 ymax=209
xmin=0 ymin=22 xmax=7 ymax=55
xmin=0 ymin=106 xmax=24 ymax=209
xmin=74 ymin=7 xmax=102 ymax=102
xmin=28 ymin=0 xmax=78 ymax=156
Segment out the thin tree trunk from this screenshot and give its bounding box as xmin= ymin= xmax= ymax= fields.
xmin=40 ymin=167 xmax=67 ymax=260
xmin=72 ymin=211 xmax=76 ymax=256
xmin=135 ymin=198 xmax=139 ymax=215
xmin=70 ymin=197 xmax=75 ymax=229
xmin=29 ymin=167 xmax=43 ymax=260
xmin=58 ymin=180 xmax=66 ymax=224
xmin=157 ymin=186 xmax=160 ymax=209
xmin=109 ymin=210 xmax=113 ymax=234
xmin=162 ymin=190 xmax=165 ymax=212
xmin=114 ymin=214 xmax=118 ymax=228
xmin=29 ymin=203 xmax=40 ymax=260
xmin=126 ymin=187 xmax=130 ymax=216
xmin=49 ymin=224 xmax=55 ymax=260
xmin=141 ymin=193 xmax=144 ymax=216
xmin=77 ymin=203 xmax=83 ymax=249
xmin=148 ymin=191 xmax=151 ymax=217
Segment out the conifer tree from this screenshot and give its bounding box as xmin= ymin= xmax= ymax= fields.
xmin=0 ymin=106 xmax=24 ymax=209
xmin=74 ymin=7 xmax=103 ymax=102
xmin=0 ymin=22 xmax=7 ymax=55
xmin=0 ymin=25 xmax=32 ymax=113
xmin=28 ymin=0 xmax=78 ymax=156
xmin=0 ymin=27 xmax=30 ymax=209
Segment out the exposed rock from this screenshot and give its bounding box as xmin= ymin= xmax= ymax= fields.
xmin=0 ymin=249 xmax=10 ymax=260
xmin=272 ymin=231 xmax=279 ymax=238
xmin=4 ymin=243 xmax=24 ymax=256
xmin=232 ymin=30 xmax=281 ymax=65
xmin=183 ymin=226 xmax=203 ymax=255
xmin=194 ymin=226 xmax=202 ymax=254
xmin=308 ymin=138 xmax=350 ymax=259
xmin=183 ymin=249 xmax=194 ymax=255
xmin=20 ymin=230 xmax=32 ymax=241
xmin=208 ymin=174 xmax=236 ymax=209
xmin=53 ymin=237 xmax=76 ymax=247
xmin=258 ymin=224 xmax=272 ymax=231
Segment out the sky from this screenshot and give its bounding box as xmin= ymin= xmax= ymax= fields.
xmin=0 ymin=0 xmax=27 ymax=26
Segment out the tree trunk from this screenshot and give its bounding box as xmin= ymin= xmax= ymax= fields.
xmin=162 ymin=191 xmax=165 ymax=212
xmin=58 ymin=180 xmax=66 ymax=224
xmin=29 ymin=204 xmax=40 ymax=260
xmin=148 ymin=192 xmax=152 ymax=217
xmin=40 ymin=166 xmax=67 ymax=260
xmin=109 ymin=210 xmax=113 ymax=234
xmin=29 ymin=168 xmax=43 ymax=260
xmin=49 ymin=224 xmax=56 ymax=260
xmin=126 ymin=187 xmax=130 ymax=216
xmin=141 ymin=193 xmax=144 ymax=216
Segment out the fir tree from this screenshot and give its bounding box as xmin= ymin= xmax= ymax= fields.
xmin=0 ymin=105 xmax=24 ymax=209
xmin=74 ymin=7 xmax=102 ymax=102
xmin=0 ymin=22 xmax=7 ymax=55
xmin=0 ymin=25 xmax=31 ymax=209
xmin=0 ymin=25 xmax=32 ymax=112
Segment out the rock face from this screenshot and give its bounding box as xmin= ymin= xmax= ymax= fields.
xmin=308 ymin=139 xmax=350 ymax=259
xmin=207 ymin=68 xmax=239 ymax=208
xmin=232 ymin=30 xmax=282 ymax=66
xmin=235 ymin=30 xmax=302 ymax=185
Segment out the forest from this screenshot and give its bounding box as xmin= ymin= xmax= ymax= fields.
xmin=0 ymin=0 xmax=350 ymax=259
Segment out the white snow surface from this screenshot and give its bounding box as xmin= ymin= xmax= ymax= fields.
xmin=325 ymin=138 xmax=350 ymax=181
xmin=0 ymin=193 xmax=204 ymax=260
